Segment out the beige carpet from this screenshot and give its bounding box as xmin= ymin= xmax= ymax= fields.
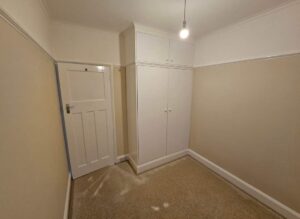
xmin=69 ymin=157 xmax=284 ymax=219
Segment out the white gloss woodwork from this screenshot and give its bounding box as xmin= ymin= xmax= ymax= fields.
xmin=123 ymin=24 xmax=193 ymax=172
xmin=126 ymin=64 xmax=193 ymax=169
xmin=57 ymin=63 xmax=114 ymax=178
xmin=136 ymin=32 xmax=170 ymax=64
xmin=169 ymin=39 xmax=194 ymax=66
xmin=136 ymin=31 xmax=194 ymax=66
xmin=126 ymin=64 xmax=138 ymax=164
xmin=137 ymin=65 xmax=169 ymax=163
xmin=167 ymin=68 xmax=193 ymax=154
xmin=121 ymin=25 xmax=194 ymax=67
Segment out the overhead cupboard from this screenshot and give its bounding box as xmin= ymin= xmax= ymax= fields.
xmin=121 ymin=24 xmax=194 ymax=173
xmin=136 ymin=32 xmax=194 ymax=66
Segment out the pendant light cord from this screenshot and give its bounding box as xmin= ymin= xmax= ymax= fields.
xmin=184 ymin=0 xmax=187 ymax=22
xmin=183 ymin=0 xmax=187 ymax=27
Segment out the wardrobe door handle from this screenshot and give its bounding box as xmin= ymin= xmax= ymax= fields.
xmin=164 ymin=108 xmax=173 ymax=112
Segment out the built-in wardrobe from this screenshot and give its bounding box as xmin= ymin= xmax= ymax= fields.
xmin=121 ymin=24 xmax=194 ymax=173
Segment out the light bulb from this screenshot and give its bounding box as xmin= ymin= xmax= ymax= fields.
xmin=179 ymin=28 xmax=189 ymax=39
xmin=96 ymin=66 xmax=105 ymax=72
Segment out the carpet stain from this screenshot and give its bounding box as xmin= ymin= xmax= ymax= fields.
xmin=151 ymin=206 xmax=160 ymax=212
xmin=163 ymin=202 xmax=170 ymax=208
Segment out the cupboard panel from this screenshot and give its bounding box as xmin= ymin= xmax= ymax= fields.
xmin=167 ymin=69 xmax=193 ymax=154
xmin=137 ymin=66 xmax=169 ymax=163
xmin=126 ymin=65 xmax=138 ymax=163
xmin=169 ymin=39 xmax=194 ymax=66
xmin=136 ymin=32 xmax=169 ymax=64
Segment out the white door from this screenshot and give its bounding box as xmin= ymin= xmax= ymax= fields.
xmin=167 ymin=68 xmax=193 ymax=154
xmin=137 ymin=65 xmax=169 ymax=164
xmin=136 ymin=32 xmax=170 ymax=65
xmin=57 ymin=63 xmax=114 ymax=178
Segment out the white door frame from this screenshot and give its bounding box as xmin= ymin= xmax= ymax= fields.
xmin=56 ymin=61 xmax=118 ymax=176
xmin=108 ymin=64 xmax=119 ymax=164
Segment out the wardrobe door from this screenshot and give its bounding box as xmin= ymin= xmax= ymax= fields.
xmin=169 ymin=40 xmax=194 ymax=67
xmin=137 ymin=65 xmax=169 ymax=164
xmin=136 ymin=32 xmax=169 ymax=65
xmin=167 ymin=68 xmax=193 ymax=154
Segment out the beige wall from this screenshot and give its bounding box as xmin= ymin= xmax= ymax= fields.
xmin=190 ymin=53 xmax=300 ymax=212
xmin=0 ymin=17 xmax=69 ymax=219
xmin=113 ymin=66 xmax=128 ymax=156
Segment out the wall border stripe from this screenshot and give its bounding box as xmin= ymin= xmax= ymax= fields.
xmin=0 ymin=6 xmax=54 ymax=61
xmin=193 ymin=51 xmax=300 ymax=68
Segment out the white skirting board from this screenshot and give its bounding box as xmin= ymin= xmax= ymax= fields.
xmin=136 ymin=150 xmax=188 ymax=173
xmin=127 ymin=155 xmax=138 ymax=173
xmin=63 ymin=173 xmax=72 ymax=219
xmin=119 ymin=150 xmax=188 ymax=174
xmin=115 ymin=154 xmax=129 ymax=163
xmin=187 ymin=149 xmax=300 ymax=219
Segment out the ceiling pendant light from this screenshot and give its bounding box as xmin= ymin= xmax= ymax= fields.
xmin=179 ymin=0 xmax=189 ymax=39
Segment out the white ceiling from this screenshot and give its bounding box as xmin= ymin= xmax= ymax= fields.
xmin=44 ymin=0 xmax=293 ymax=37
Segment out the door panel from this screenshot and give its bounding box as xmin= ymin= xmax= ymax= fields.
xmin=72 ymin=113 xmax=86 ymax=166
xmin=137 ymin=65 xmax=168 ymax=164
xmin=136 ymin=32 xmax=169 ymax=64
xmin=68 ymin=70 xmax=106 ymax=100
xmin=84 ymin=111 xmax=99 ymax=163
xmin=167 ymin=68 xmax=193 ymax=154
xmin=95 ymin=110 xmax=110 ymax=158
xmin=58 ymin=63 xmax=114 ymax=178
